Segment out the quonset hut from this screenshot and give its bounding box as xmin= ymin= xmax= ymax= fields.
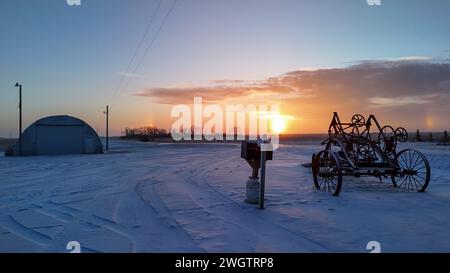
xmin=5 ymin=115 xmax=103 ymax=156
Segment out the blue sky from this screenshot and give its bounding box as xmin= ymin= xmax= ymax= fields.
xmin=1 ymin=0 xmax=450 ymax=136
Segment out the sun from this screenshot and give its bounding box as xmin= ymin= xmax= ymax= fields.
xmin=271 ymin=115 xmax=286 ymax=134
xmin=251 ymin=111 xmax=292 ymax=134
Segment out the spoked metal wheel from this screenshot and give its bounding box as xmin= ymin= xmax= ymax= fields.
xmin=351 ymin=114 xmax=366 ymax=126
xmin=392 ymin=149 xmax=430 ymax=192
xmin=358 ymin=143 xmax=376 ymax=161
xmin=395 ymin=127 xmax=408 ymax=142
xmin=378 ymin=125 xmax=397 ymax=156
xmin=312 ymin=150 xmax=343 ymax=196
xmin=344 ymin=126 xmax=360 ymax=160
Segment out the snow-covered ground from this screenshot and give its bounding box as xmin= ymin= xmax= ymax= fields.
xmin=0 ymin=140 xmax=449 ymax=253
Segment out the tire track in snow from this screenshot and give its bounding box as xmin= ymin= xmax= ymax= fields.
xmin=140 ymin=147 xmax=329 ymax=252
xmin=184 ymin=154 xmax=331 ymax=252
xmin=135 ymin=176 xmax=206 ymax=252
xmin=31 ymin=201 xmax=136 ymax=252
xmin=0 ymin=215 xmax=52 ymax=246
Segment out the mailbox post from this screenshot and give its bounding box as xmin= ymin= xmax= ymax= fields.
xmin=241 ymin=141 xmax=273 ymax=207
xmin=259 ymin=142 xmax=273 ymax=210
xmin=259 ymin=149 xmax=267 ymax=209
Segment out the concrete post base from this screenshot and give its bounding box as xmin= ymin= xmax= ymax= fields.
xmin=245 ymin=178 xmax=260 ymax=204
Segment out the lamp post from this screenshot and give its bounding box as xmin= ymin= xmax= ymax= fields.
xmin=103 ymin=105 xmax=109 ymax=151
xmin=14 ymin=82 xmax=22 ymax=156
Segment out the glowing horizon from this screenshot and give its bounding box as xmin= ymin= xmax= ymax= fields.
xmin=1 ymin=1 xmax=450 ymax=137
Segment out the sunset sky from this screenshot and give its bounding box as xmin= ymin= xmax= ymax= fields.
xmin=1 ymin=0 xmax=450 ymax=137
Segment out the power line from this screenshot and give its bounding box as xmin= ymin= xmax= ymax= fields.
xmin=113 ymin=0 xmax=178 ymax=105
xmin=110 ymin=0 xmax=163 ymax=103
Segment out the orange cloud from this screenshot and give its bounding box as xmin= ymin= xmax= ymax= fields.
xmin=134 ymin=59 xmax=450 ymax=132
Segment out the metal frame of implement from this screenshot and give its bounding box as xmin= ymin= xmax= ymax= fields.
xmin=312 ymin=112 xmax=431 ymax=196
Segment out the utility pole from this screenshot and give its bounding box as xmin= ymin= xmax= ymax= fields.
xmin=103 ymin=105 xmax=109 ymax=151
xmin=14 ymin=83 xmax=22 ymax=156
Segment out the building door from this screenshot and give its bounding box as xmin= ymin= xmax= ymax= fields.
xmin=36 ymin=125 xmax=84 ymax=155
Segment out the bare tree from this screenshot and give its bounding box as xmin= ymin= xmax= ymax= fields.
xmin=415 ymin=129 xmax=423 ymax=142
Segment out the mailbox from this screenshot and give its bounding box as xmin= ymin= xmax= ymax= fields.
xmin=241 ymin=141 xmax=273 ymax=161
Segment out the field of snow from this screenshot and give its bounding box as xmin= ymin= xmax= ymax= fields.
xmin=0 ymin=140 xmax=450 ymax=253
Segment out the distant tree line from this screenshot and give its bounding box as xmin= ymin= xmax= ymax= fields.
xmin=122 ymin=126 xmax=169 ymax=141
xmin=415 ymin=129 xmax=449 ymax=145
xmin=122 ymin=126 xmax=244 ymax=142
